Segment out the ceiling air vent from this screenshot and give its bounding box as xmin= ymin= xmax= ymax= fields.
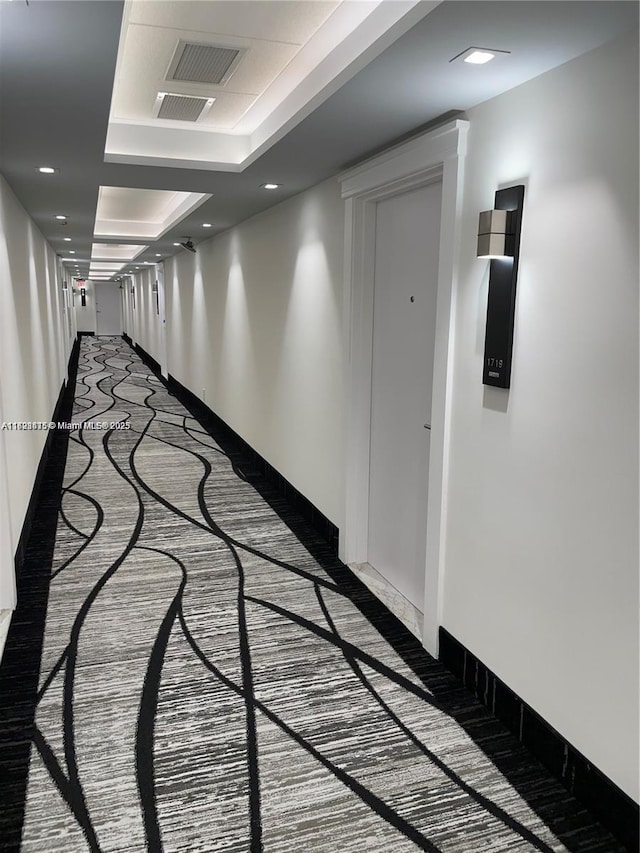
xmin=156 ymin=93 xmax=214 ymax=122
xmin=167 ymin=41 xmax=244 ymax=86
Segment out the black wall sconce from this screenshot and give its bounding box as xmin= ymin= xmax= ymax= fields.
xmin=477 ymin=184 xmax=525 ymax=388
xmin=80 ymin=287 xmax=87 ymax=307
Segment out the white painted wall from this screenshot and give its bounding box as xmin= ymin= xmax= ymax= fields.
xmin=57 ymin=264 xmax=76 ymax=355
xmin=72 ymin=281 xmax=90 ymax=330
xmin=73 ymin=279 xmax=97 ymax=332
xmin=121 ymin=267 xmax=166 ymax=367
xmin=442 ymin=32 xmax=638 ymax=801
xmin=164 ymin=177 xmax=344 ymax=524
xmin=136 ymin=268 xmax=163 ymax=360
xmin=121 ymin=276 xmax=134 ymax=344
xmin=0 ymin=174 xmax=73 ymax=608
xmin=116 ymin=32 xmax=637 ymax=801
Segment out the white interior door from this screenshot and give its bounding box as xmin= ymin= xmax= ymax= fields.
xmin=95 ymin=283 xmax=122 ymax=335
xmin=367 ymin=180 xmax=442 ymax=610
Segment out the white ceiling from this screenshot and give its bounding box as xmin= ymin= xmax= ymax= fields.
xmin=91 ymin=243 xmax=149 ymax=261
xmin=105 ymin=0 xmax=440 ymax=169
xmin=94 ymin=185 xmax=211 ymax=240
xmin=0 ymin=1 xmax=636 ymax=282
xmin=103 ymin=0 xmax=441 ymax=261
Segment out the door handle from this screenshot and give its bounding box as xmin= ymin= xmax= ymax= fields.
xmin=424 ymin=423 xmax=431 ymax=430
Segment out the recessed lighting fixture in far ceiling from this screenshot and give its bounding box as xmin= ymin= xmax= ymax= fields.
xmin=155 ymin=253 xmax=161 ymax=257
xmin=173 ymin=243 xmax=181 ymax=247
xmin=450 ymin=47 xmax=511 ymax=65
xmin=38 ymin=166 xmax=58 ymax=174
xmin=203 ymin=223 xmax=212 ymax=228
xmin=55 ymin=214 xmax=67 ymax=220
xmin=69 ymin=251 xmax=76 ymax=254
xmin=261 ymin=183 xmax=280 ymax=190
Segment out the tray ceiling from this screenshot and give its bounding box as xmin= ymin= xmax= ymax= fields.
xmin=105 ymin=0 xmax=439 ymax=170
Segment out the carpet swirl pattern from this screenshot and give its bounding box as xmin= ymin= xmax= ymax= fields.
xmin=2 ymin=338 xmax=617 ymax=852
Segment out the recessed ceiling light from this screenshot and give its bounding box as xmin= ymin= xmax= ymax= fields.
xmin=173 ymin=242 xmax=180 ymax=246
xmin=450 ymin=46 xmax=510 ymax=65
xmin=203 ymin=223 xmax=212 ymax=228
xmin=261 ymin=183 xmax=280 ymax=190
xmin=55 ymin=214 xmax=67 ymax=220
xmin=69 ymin=250 xmax=76 ymax=254
xmin=465 ymin=50 xmax=494 ymax=64
xmin=38 ymin=166 xmax=57 ymax=174
xmin=155 ymin=253 xmax=161 ymax=257
xmin=63 ymin=237 xmax=72 ymax=242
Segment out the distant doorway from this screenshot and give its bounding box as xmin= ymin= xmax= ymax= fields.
xmin=95 ymin=283 xmax=121 ymax=335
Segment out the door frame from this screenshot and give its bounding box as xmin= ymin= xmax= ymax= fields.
xmin=338 ymin=119 xmax=468 ymax=655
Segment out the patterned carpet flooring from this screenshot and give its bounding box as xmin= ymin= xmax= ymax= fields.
xmin=0 ymin=337 xmax=625 ymax=852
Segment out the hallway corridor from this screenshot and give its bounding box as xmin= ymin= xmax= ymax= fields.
xmin=0 ymin=338 xmax=625 ymax=852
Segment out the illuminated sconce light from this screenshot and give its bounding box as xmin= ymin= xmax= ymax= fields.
xmin=477 ymin=209 xmax=512 ymax=259
xmin=477 ymin=185 xmax=525 ymax=389
xmin=80 ymin=287 xmax=87 ymax=307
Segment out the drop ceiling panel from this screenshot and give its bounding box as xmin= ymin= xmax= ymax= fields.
xmin=112 ymin=24 xmax=300 ymax=125
xmin=106 ymin=0 xmax=431 ymax=168
xmin=128 ymin=0 xmax=340 ymax=46
xmin=198 ymin=92 xmax=257 ymax=128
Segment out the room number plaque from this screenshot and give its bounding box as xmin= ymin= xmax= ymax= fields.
xmin=482 ymin=184 xmax=525 ymax=388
